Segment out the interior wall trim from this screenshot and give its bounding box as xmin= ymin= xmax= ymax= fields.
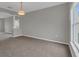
xmin=69 ymin=42 xmax=79 ymax=57
xmin=23 ymin=35 xmax=69 ymax=45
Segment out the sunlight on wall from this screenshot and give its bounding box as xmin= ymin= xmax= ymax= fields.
xmin=14 ymin=19 xmax=19 ymax=29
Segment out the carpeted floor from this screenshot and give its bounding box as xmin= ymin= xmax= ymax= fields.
xmin=0 ymin=36 xmax=71 ymax=57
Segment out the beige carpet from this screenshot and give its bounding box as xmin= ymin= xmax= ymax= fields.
xmin=0 ymin=36 xmax=71 ymax=57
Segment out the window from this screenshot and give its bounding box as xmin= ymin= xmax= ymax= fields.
xmin=72 ymin=3 xmax=79 ymax=52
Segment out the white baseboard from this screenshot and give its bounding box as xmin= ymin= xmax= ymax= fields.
xmin=12 ymin=34 xmax=23 ymax=37
xmin=0 ymin=33 xmax=69 ymax=45
xmin=23 ymin=35 xmax=69 ymax=45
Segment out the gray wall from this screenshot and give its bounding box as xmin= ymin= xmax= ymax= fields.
xmin=22 ymin=3 xmax=70 ymax=44
xmin=4 ymin=17 xmax=13 ymax=33
xmin=0 ymin=19 xmax=4 ymax=32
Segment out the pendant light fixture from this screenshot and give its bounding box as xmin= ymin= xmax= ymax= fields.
xmin=18 ymin=0 xmax=25 ymax=16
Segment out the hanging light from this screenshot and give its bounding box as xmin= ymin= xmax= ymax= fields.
xmin=18 ymin=0 xmax=25 ymax=16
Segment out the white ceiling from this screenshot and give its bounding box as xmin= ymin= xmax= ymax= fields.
xmin=0 ymin=2 xmax=66 ymax=18
xmin=0 ymin=2 xmax=66 ymax=13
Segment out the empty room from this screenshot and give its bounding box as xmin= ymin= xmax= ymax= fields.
xmin=0 ymin=2 xmax=79 ymax=57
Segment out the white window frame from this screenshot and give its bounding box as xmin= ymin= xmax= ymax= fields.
xmin=70 ymin=2 xmax=79 ymax=57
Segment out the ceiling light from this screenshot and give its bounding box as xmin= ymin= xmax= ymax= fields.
xmin=18 ymin=0 xmax=25 ymax=16
xmin=18 ymin=10 xmax=25 ymax=16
